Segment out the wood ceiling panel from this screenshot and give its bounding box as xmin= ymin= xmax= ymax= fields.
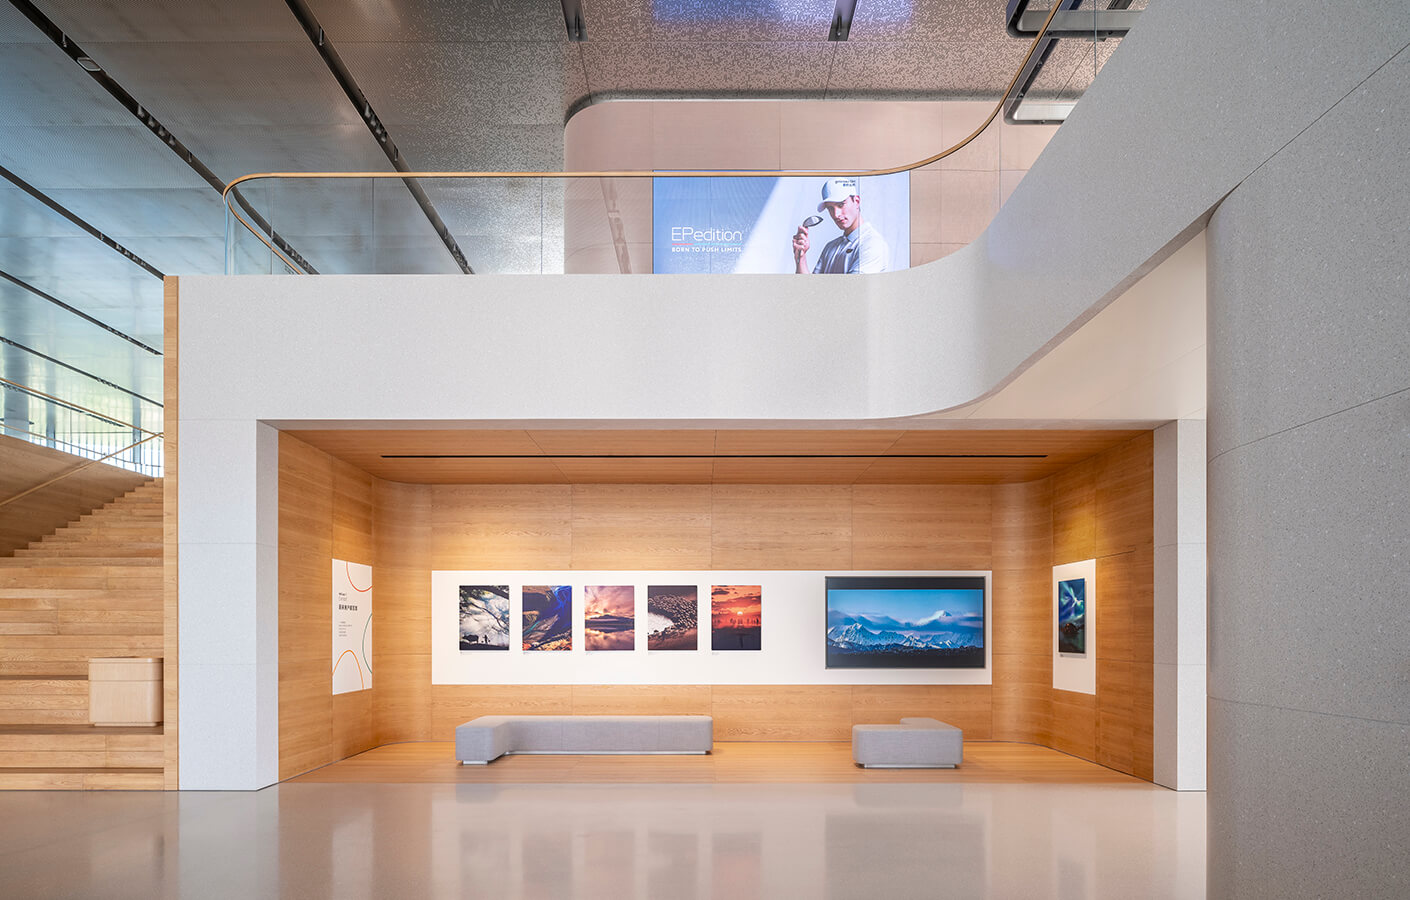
xmin=526 ymin=430 xmax=718 ymax=456
xmin=550 ymin=458 xmax=714 ymax=484
xmin=382 ymin=458 xmax=567 ymax=485
xmin=711 ymin=457 xmax=878 ymax=484
xmin=713 ymin=430 xmax=904 ymax=456
xmin=290 ymin=429 xmax=541 ymax=467
xmin=282 ymin=427 xmax=1153 ymax=484
xmin=854 ymin=457 xmax=1065 ymax=485
xmin=885 ymin=429 xmax=1144 ymax=459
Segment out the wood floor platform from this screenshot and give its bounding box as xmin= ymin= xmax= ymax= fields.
xmin=287 ymin=740 xmax=1159 ymax=786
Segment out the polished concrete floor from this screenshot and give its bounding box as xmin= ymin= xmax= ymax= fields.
xmin=0 ymin=781 xmax=1206 ymax=899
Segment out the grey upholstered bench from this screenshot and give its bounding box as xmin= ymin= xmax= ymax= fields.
xmin=456 ymin=714 xmax=714 ymax=764
xmin=852 ymin=717 xmax=963 ymax=768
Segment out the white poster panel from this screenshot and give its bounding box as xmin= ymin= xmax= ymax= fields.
xmin=332 ymin=559 xmax=372 ymax=695
xmin=431 ymin=570 xmax=992 ymax=686
xmin=1052 ymin=558 xmax=1096 ymax=695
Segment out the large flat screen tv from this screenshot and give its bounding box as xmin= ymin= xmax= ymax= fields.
xmin=825 ymin=575 xmax=986 ymax=669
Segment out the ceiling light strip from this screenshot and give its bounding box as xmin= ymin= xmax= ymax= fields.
xmin=0 ymin=335 xmax=162 ymax=407
xmin=0 ymin=163 xmax=163 ymax=280
xmin=0 ymin=268 xmax=161 ymax=356
xmin=6 ymin=0 xmax=320 ymax=276
xmin=559 ymin=0 xmax=586 ymax=41
xmin=379 ymin=453 xmax=1049 ymax=460
xmin=282 ymin=0 xmax=475 ymax=275
xmin=828 ymin=0 xmax=859 ymax=42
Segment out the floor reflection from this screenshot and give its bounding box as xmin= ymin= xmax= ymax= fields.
xmin=0 ymin=782 xmax=1205 ymax=899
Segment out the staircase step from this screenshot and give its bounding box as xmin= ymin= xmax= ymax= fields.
xmin=0 ymin=557 xmax=161 ymax=568
xmin=0 ymin=571 xmax=160 ymax=589
xmin=0 ymin=768 xmax=164 ymax=789
xmin=15 ymin=545 xmax=163 ymax=558
xmin=0 ymin=480 xmax=168 ymax=786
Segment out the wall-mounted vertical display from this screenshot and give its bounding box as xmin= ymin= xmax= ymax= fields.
xmin=652 ymin=174 xmax=910 ymax=274
xmin=331 ymin=559 xmax=372 ymax=694
xmin=1057 ymin=578 xmax=1087 ymax=656
xmin=1052 ymin=560 xmax=1097 ymax=694
xmin=647 ymin=585 xmax=699 ymax=650
xmin=711 ymin=585 xmax=762 ymax=650
xmin=459 ymin=585 xmax=510 ymax=651
xmin=585 ymin=585 xmax=635 ymax=651
xmin=523 ymin=585 xmax=573 ymax=651
xmin=825 ymin=575 xmax=986 ymax=668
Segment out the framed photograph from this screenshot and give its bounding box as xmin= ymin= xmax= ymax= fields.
xmin=711 ymin=585 xmax=761 ymax=651
xmin=825 ymin=575 xmax=986 ymax=668
xmin=1057 ymin=577 xmax=1087 ymax=656
xmin=585 ymin=585 xmax=635 ymax=651
xmin=647 ymin=585 xmax=698 ymax=650
xmin=459 ymin=585 xmax=510 ymax=651
xmin=522 ymin=585 xmax=572 ymax=651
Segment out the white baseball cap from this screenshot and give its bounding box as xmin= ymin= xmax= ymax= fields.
xmin=817 ymin=177 xmax=859 ymax=211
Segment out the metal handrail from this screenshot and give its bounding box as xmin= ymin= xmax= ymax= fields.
xmin=0 ymin=375 xmax=161 ymax=436
xmin=0 ymin=431 xmax=163 ymax=509
xmin=222 ymin=3 xmax=1066 ymax=273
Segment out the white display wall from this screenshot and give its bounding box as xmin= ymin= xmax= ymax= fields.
xmin=431 ymin=570 xmax=992 ymax=686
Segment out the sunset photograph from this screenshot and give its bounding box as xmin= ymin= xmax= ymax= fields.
xmin=585 ymin=585 xmax=635 ymax=650
xmin=711 ymin=584 xmax=761 ymax=651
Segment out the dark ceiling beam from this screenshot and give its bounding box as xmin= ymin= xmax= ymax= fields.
xmin=282 ymin=0 xmax=475 ymax=275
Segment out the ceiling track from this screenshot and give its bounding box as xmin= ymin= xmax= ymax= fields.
xmin=6 ymin=0 xmax=320 ymax=276
xmin=0 ymin=268 xmax=161 ymax=356
xmin=1003 ymin=0 xmax=1139 ymax=125
xmin=282 ymin=0 xmax=475 ymax=275
xmin=0 ymin=334 xmax=162 ymax=407
xmin=0 ymin=163 xmax=163 ymax=279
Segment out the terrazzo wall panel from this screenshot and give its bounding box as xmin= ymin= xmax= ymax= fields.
xmin=1206 ymin=45 xmax=1410 ymax=898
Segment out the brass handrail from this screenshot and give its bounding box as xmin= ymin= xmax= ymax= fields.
xmin=223 ymin=4 xmax=1065 ymax=273
xmin=0 ymin=431 xmax=163 ymax=510
xmin=0 ymin=375 xmax=162 ymax=436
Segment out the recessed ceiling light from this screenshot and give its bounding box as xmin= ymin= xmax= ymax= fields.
xmin=76 ymin=56 xmax=102 ymax=72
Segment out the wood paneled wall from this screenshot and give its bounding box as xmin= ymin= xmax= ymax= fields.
xmin=0 ymin=434 xmax=149 ymax=556
xmin=367 ymin=483 xmax=999 ymax=750
xmin=276 ymin=434 xmax=1154 ymax=781
xmin=1049 ymin=432 xmax=1155 ymax=780
xmin=163 ymin=277 xmax=178 ymax=788
xmin=277 ymin=433 xmax=378 ymax=780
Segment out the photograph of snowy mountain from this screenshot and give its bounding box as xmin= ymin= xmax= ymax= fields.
xmin=825 ymin=575 xmax=986 ymax=668
xmin=1057 ymin=577 xmax=1086 ymax=656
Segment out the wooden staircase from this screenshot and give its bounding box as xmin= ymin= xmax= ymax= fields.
xmin=0 ymin=480 xmax=164 ymax=789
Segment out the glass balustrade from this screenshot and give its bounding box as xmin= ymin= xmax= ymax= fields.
xmin=224 ymin=8 xmax=1121 ymax=276
xmin=0 ymin=378 xmax=162 ymax=478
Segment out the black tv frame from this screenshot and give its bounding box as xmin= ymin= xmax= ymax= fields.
xmin=825 ymin=575 xmax=987 ymax=669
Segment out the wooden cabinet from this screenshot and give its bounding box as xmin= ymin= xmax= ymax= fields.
xmin=89 ymin=658 xmax=163 ymax=727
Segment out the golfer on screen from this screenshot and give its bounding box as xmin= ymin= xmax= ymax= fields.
xmin=792 ymin=177 xmax=889 ymax=274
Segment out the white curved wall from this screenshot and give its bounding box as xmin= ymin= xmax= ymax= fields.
xmin=178 ymin=0 xmax=1408 ymax=809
